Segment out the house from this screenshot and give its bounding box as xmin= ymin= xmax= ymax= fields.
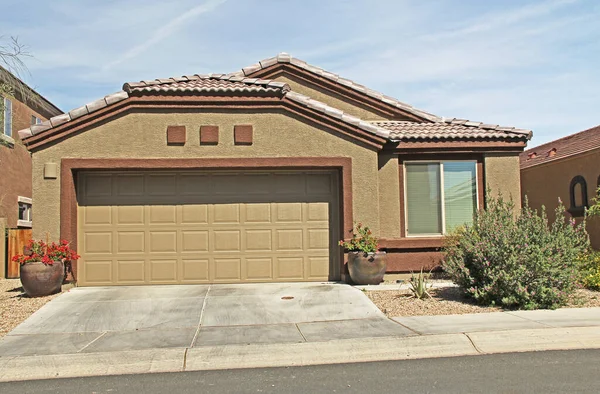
xmin=16 ymin=53 xmax=531 ymax=286
xmin=520 ymin=124 xmax=600 ymax=249
xmin=0 ymin=66 xmax=62 ymax=278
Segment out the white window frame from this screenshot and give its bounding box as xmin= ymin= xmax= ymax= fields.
xmin=17 ymin=196 xmax=33 ymax=228
xmin=403 ymin=160 xmax=479 ymax=238
xmin=2 ymin=97 xmax=12 ymax=137
xmin=31 ymin=115 xmax=42 ymax=126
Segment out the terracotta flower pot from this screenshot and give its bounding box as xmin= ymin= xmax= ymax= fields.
xmin=19 ymin=261 xmax=64 ymax=298
xmin=348 ymin=251 xmax=387 ymax=285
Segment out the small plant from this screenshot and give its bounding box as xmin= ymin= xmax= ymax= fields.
xmin=338 ymin=222 xmax=379 ymax=254
xmin=12 ymin=239 xmax=80 ymax=265
xmin=409 ymin=268 xmax=432 ymax=299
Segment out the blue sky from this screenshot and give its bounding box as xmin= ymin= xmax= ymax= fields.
xmin=1 ymin=0 xmax=599 ymax=147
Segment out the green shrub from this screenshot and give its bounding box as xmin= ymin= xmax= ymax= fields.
xmin=579 ymin=251 xmax=600 ymax=290
xmin=442 ymin=194 xmax=590 ymax=310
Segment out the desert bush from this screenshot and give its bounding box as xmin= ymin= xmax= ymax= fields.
xmin=443 ymin=194 xmax=589 ymax=309
xmin=578 ymin=251 xmax=600 ymax=290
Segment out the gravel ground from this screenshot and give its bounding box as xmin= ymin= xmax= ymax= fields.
xmin=367 ymin=287 xmax=600 ymax=317
xmin=0 ymin=279 xmax=61 ymax=338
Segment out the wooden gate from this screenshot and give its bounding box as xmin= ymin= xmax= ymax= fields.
xmin=7 ymin=229 xmax=32 ymax=278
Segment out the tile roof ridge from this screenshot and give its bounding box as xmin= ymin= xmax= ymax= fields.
xmin=18 ymin=91 xmax=129 ymax=140
xmin=122 ymin=74 xmax=291 ymax=93
xmin=235 ymin=53 xmax=441 ymax=123
xmin=522 ymin=123 xmax=600 ymax=154
xmin=442 ymin=117 xmax=532 ymax=139
xmin=284 ymin=91 xmax=390 ymax=139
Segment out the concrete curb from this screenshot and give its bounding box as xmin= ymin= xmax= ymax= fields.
xmin=1 ymin=326 xmax=600 ymax=382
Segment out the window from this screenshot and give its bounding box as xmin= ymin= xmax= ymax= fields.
xmin=31 ymin=115 xmax=42 ymax=125
xmin=569 ymin=175 xmax=588 ymax=216
xmin=17 ymin=196 xmax=32 ymax=228
xmin=405 ymin=161 xmax=478 ymax=236
xmin=2 ymin=97 xmax=12 ymax=137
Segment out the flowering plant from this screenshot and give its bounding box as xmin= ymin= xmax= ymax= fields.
xmin=338 ymin=223 xmax=380 ymax=254
xmin=12 ymin=239 xmax=80 ymax=265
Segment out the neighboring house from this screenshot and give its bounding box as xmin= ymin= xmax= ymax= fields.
xmin=16 ymin=53 xmax=531 ymax=286
xmin=520 ymin=124 xmax=600 ymax=249
xmin=0 ymin=66 xmax=62 ymax=229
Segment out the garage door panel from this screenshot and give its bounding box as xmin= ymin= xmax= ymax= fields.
xmin=116 ymin=206 xmax=145 ymax=225
xmin=213 ymin=230 xmax=241 ymax=252
xmin=182 ymin=205 xmax=208 ymax=224
xmin=182 ymin=231 xmax=209 ymax=252
xmin=83 ymin=260 xmax=113 ymax=284
xmin=308 ymin=257 xmax=329 ymax=278
xmin=83 ymin=206 xmax=112 ymax=225
xmin=116 ymin=175 xmax=145 ymax=196
xmin=277 ymin=257 xmax=304 ymax=279
xmin=149 ymin=206 xmax=177 ymax=224
xmin=244 ymin=203 xmax=271 ymax=223
xmin=276 ymin=229 xmax=304 ymax=251
xmin=245 ymin=230 xmax=272 ymax=251
xmin=149 ymin=231 xmax=177 ymax=253
xmin=180 ymin=174 xmax=211 ymax=196
xmin=213 ymin=204 xmax=240 ymax=224
xmin=117 ymin=231 xmax=145 ymax=253
xmin=117 ymin=260 xmax=145 ymax=283
xmin=213 ymin=258 xmax=242 ymax=281
xmin=78 ymin=171 xmax=338 ymax=286
xmin=246 ymin=258 xmax=273 ymax=280
xmin=147 ymin=174 xmax=177 ymax=196
xmin=150 ymin=259 xmax=178 ymax=282
xmin=182 ymin=259 xmax=209 ymax=282
xmin=84 ymin=232 xmax=113 ymax=254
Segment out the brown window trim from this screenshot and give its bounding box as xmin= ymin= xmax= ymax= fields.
xmin=60 ymin=157 xmax=353 ymax=281
xmin=398 ymin=154 xmax=484 ymax=238
xmin=569 ymin=175 xmax=588 ymax=217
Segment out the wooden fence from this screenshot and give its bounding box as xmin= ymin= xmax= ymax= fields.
xmin=6 ymin=229 xmax=32 ymax=278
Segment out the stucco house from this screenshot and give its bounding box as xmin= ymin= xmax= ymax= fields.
xmin=520 ymin=124 xmax=600 ymax=249
xmin=16 ymin=53 xmax=531 ymax=286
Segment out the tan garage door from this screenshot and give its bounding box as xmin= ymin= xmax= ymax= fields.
xmin=77 ymin=171 xmax=339 ymax=286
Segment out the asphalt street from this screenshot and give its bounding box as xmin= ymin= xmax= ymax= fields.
xmin=2 ymin=349 xmax=599 ymax=393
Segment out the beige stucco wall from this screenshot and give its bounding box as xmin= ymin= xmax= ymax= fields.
xmin=484 ymin=154 xmax=522 ymax=209
xmin=521 ymin=149 xmax=600 ymax=249
xmin=377 ymin=152 xmax=401 ymax=237
xmin=275 ymin=74 xmax=396 ymax=122
xmin=32 ymin=109 xmax=384 ymax=241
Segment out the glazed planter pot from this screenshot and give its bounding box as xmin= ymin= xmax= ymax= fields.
xmin=19 ymin=261 xmax=64 ymax=298
xmin=347 ymin=251 xmax=387 ymax=285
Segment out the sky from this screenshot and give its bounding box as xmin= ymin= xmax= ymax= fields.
xmin=1 ymin=0 xmax=599 ymax=147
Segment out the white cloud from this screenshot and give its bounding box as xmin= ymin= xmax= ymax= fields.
xmin=102 ymin=0 xmax=228 ymax=71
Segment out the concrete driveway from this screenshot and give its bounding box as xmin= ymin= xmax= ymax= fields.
xmin=0 ymin=283 xmax=413 ymax=356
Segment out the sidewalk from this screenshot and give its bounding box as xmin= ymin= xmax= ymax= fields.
xmin=1 ymin=307 xmax=599 ymax=382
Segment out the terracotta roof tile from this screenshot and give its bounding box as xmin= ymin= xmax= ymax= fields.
xmin=373 ymin=118 xmax=532 ymax=141
xmin=234 ymin=52 xmax=441 ymax=122
xmin=123 ymin=74 xmax=290 ymax=95
xmin=520 ymin=124 xmax=600 ymax=169
xmin=17 ymin=75 xmax=391 ymax=141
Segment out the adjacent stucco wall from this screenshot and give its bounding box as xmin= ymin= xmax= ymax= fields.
xmin=377 ymin=152 xmax=401 ymax=238
xmin=484 ymin=154 xmax=522 ymax=209
xmin=274 ymin=74 xmax=397 ymax=122
xmin=31 ymin=109 xmax=383 ymax=241
xmin=521 ymin=149 xmax=600 ymax=249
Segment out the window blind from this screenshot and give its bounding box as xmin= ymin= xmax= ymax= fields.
xmin=443 ymin=162 xmax=477 ymax=231
xmin=405 ymin=163 xmax=442 ymax=235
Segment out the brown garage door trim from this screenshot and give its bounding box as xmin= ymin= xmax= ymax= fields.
xmin=61 ymin=157 xmax=352 ymax=281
